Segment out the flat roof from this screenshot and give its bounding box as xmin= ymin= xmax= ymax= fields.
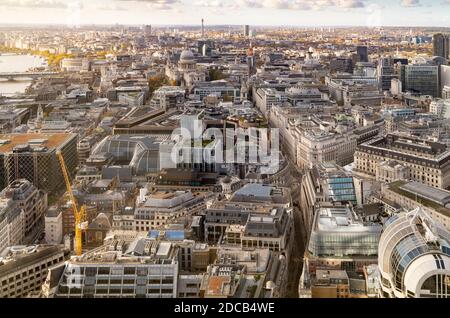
xmin=316 ymin=207 xmax=381 ymax=233
xmin=0 ymin=133 xmax=74 ymax=153
xmin=207 ymin=276 xmax=231 ymax=296
xmin=400 ymin=181 xmax=450 ymax=206
xmin=234 ymin=184 xmax=273 ymax=198
xmin=389 ymin=181 xmax=450 ymax=218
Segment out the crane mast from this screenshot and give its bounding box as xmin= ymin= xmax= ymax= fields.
xmin=56 ymin=150 xmax=84 ymax=256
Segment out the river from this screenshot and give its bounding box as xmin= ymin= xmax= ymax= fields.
xmin=0 ymin=53 xmax=48 ymax=96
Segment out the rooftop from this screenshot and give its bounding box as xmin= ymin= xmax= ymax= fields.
xmin=315 ymin=207 xmax=381 ymax=233
xmin=231 ymin=183 xmax=289 ymax=205
xmin=388 ymin=181 xmax=450 ymax=218
xmin=0 ymin=133 xmax=75 ymax=153
xmin=401 ymin=181 xmax=450 ymax=207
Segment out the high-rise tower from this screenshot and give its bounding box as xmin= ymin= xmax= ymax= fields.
xmin=433 ymin=33 xmax=449 ymax=59
xmin=201 ymin=19 xmax=205 ymax=38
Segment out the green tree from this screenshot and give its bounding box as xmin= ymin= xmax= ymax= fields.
xmin=209 ymin=69 xmax=227 ymax=81
xmin=148 ymin=75 xmax=171 ymax=97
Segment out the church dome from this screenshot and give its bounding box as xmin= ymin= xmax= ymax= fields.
xmin=180 ymin=50 xmax=195 ymax=63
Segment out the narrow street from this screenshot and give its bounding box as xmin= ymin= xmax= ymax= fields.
xmin=279 ymin=158 xmax=309 ymax=298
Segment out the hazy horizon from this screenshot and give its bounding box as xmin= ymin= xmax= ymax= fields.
xmin=0 ymin=0 xmax=449 ymax=28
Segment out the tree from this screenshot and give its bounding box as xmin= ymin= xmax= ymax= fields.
xmin=209 ymin=69 xmax=227 ymax=81
xmin=148 ymin=75 xmax=171 ymax=97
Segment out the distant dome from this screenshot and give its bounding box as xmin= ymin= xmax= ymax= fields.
xmin=180 ymin=50 xmax=195 ymax=62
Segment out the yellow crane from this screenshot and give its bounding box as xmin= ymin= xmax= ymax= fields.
xmin=56 ymin=150 xmax=86 ymax=256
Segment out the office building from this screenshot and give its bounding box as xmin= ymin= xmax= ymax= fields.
xmin=430 ymin=99 xmax=450 ymax=118
xmin=356 ymin=46 xmax=369 ymax=63
xmin=400 ymin=59 xmax=440 ymax=97
xmin=326 ymin=76 xmax=383 ymax=106
xmin=375 ymin=161 xmax=410 ymax=184
xmin=297 ymin=129 xmax=357 ymax=169
xmin=330 ymin=57 xmax=353 ymax=74
xmin=380 ymin=180 xmax=450 ymax=231
xmin=0 ymin=245 xmax=65 ymax=298
xmin=433 ymin=33 xmax=449 ymax=59
xmin=192 ymin=80 xmax=240 ymax=102
xmin=0 ymin=133 xmax=78 ymax=193
xmin=51 ymin=235 xmax=179 ymax=298
xmin=441 ymin=65 xmax=450 ymax=97
xmin=205 ymin=184 xmax=293 ymax=257
xmin=134 ymin=189 xmax=205 ymax=232
xmin=0 ymin=198 xmax=24 ymax=253
xmin=377 ymin=57 xmax=397 ymax=91
xmin=243 ymin=25 xmax=250 ymax=37
xmin=300 ymin=163 xmax=359 ymax=231
xmin=306 ymin=206 xmax=382 ymax=273
xmin=0 ymin=180 xmax=47 ymax=244
xmin=254 ymin=87 xmax=287 ymax=116
xmin=391 ymin=78 xmax=403 ymax=96
xmin=378 ymin=207 xmax=450 ymax=298
xmin=354 ymin=134 xmax=450 ymax=189
xmin=150 ymin=86 xmax=186 ymax=110
xmin=144 ymin=25 xmax=152 ymax=37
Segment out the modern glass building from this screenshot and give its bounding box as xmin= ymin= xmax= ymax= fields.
xmin=308 ymin=207 xmax=382 ymax=258
xmin=378 ymin=207 xmax=450 ymax=298
xmin=326 ymin=177 xmax=357 ymax=205
xmin=400 ymin=58 xmax=440 ymax=97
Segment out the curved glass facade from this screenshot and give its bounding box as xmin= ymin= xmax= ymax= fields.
xmin=378 ymin=208 xmax=450 ymax=298
xmin=129 ymin=149 xmax=160 ymax=175
xmin=92 ymin=138 xmax=141 ymax=162
xmin=420 ymin=273 xmax=450 ymax=298
xmin=390 ymin=234 xmax=429 ymax=291
xmin=91 ymin=136 xmax=161 ymax=174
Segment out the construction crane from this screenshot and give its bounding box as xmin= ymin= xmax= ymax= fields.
xmin=56 ymin=150 xmax=86 ymax=256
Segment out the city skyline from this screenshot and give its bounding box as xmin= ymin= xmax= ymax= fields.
xmin=1 ymin=0 xmax=450 ymax=303
xmin=0 ymin=0 xmax=449 ymax=27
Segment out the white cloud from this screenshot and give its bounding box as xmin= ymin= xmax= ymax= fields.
xmin=0 ymin=0 xmax=68 ymax=8
xmin=400 ymin=0 xmax=422 ymax=7
xmin=192 ymin=0 xmax=367 ymax=11
xmin=114 ymin=0 xmax=179 ymax=10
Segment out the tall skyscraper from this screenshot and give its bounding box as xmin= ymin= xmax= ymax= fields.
xmin=356 ymin=46 xmax=369 ymax=63
xmin=201 ymin=19 xmax=205 ymax=38
xmin=247 ymin=45 xmax=256 ymax=76
xmin=377 ymin=57 xmax=397 ymax=91
xmin=400 ymin=63 xmax=440 ymax=97
xmin=144 ymin=25 xmax=152 ymax=37
xmin=433 ymin=33 xmax=450 ymax=59
xmin=244 ymin=25 xmax=250 ymax=37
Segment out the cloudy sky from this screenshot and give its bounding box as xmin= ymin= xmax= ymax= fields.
xmin=0 ymin=0 xmax=449 ymax=27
